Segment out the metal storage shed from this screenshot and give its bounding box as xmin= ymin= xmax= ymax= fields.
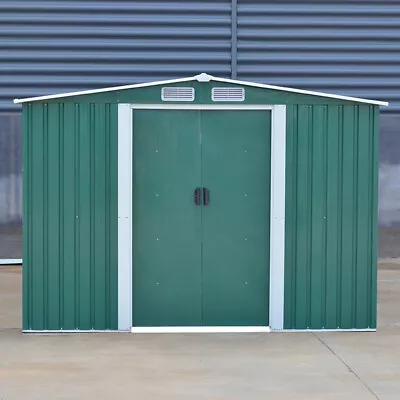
xmin=15 ymin=73 xmax=388 ymax=333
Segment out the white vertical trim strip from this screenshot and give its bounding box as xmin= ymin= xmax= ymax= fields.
xmin=117 ymin=104 xmax=133 ymax=331
xmin=269 ymin=105 xmax=286 ymax=330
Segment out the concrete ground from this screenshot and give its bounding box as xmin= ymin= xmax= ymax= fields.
xmin=0 ymin=262 xmax=399 ymax=399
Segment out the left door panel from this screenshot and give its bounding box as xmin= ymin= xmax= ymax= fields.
xmin=132 ymin=110 xmax=202 ymax=326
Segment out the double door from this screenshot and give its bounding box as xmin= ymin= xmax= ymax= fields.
xmin=132 ymin=109 xmax=271 ymax=327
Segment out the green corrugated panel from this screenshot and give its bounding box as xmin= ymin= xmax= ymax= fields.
xmin=23 ymin=102 xmax=118 ymax=331
xmin=284 ymin=104 xmax=378 ymax=330
xmin=22 ymin=81 xmax=380 ymax=331
xmin=370 ymin=106 xmax=379 ymax=329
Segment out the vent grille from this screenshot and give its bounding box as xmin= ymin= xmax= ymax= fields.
xmin=212 ymin=87 xmax=245 ymax=102
xmin=161 ymin=87 xmax=195 ymax=102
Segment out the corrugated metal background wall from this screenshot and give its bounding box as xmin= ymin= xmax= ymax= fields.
xmin=0 ymin=114 xmax=22 ymax=260
xmin=3 ymin=1 xmax=399 ymax=111
xmin=284 ymin=104 xmax=379 ymax=330
xmin=1 ymin=0 xmax=400 ymax=260
xmin=23 ymin=102 xmax=118 ymax=330
xmin=2 ymin=0 xmax=232 ymax=110
xmin=237 ymin=0 xmax=400 ymax=112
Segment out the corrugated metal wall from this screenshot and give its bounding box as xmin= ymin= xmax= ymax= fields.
xmin=0 ymin=115 xmax=21 ymax=222
xmin=23 ymin=102 xmax=118 ymax=330
xmin=2 ymin=0 xmax=399 ymax=260
xmin=2 ymin=0 xmax=232 ymax=111
xmin=0 ymin=114 xmax=22 ymax=260
xmin=3 ymin=1 xmax=399 ymax=111
xmin=284 ymin=104 xmax=379 ymax=330
xmin=237 ymin=1 xmax=399 ymax=112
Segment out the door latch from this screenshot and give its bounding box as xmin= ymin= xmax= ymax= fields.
xmin=203 ymin=188 xmax=210 ymax=206
xmin=194 ymin=187 xmax=202 ymax=205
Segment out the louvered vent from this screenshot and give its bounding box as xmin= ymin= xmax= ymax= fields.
xmin=161 ymin=87 xmax=195 ymax=102
xmin=212 ymin=87 xmax=245 ymax=102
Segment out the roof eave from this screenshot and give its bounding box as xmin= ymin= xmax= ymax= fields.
xmin=13 ymin=73 xmax=389 ymax=107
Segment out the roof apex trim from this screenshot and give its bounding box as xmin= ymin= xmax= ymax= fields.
xmin=13 ymin=73 xmax=388 ymax=106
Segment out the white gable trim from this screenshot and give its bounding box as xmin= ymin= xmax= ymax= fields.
xmin=14 ymin=73 xmax=388 ymax=106
xmin=210 ymin=75 xmax=388 ymax=106
xmin=13 ymin=76 xmax=197 ymax=104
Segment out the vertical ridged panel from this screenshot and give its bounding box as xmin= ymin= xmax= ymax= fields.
xmin=309 ymin=105 xmax=327 ymax=329
xmin=31 ymin=103 xmax=45 ymax=329
xmin=93 ymin=104 xmax=106 ymax=329
xmin=325 ymin=105 xmax=341 ymax=329
xmin=63 ymin=103 xmax=76 ymax=329
xmin=370 ymin=107 xmax=379 ymax=328
xmin=294 ymin=105 xmax=310 ymax=329
xmin=109 ymin=106 xmax=118 ymax=329
xmin=78 ymin=103 xmax=91 ymax=329
xmin=340 ymin=106 xmax=356 ymax=329
xmin=283 ymin=105 xmax=295 ymax=327
xmin=355 ymin=106 xmax=372 ymax=329
xmin=23 ymin=102 xmax=118 ymax=330
xmin=284 ymin=104 xmax=378 ymax=329
xmin=47 ymin=103 xmax=61 ymax=329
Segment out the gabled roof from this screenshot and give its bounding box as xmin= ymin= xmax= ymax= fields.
xmin=13 ymin=73 xmax=388 ymax=106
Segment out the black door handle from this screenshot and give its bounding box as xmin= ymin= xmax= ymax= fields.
xmin=194 ymin=187 xmax=201 ymax=205
xmin=203 ymin=188 xmax=210 ymax=206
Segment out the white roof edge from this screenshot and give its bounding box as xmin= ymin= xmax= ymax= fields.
xmin=13 ymin=76 xmax=197 ymax=104
xmin=210 ymin=76 xmax=389 ymax=106
xmin=13 ymin=73 xmax=388 ymax=106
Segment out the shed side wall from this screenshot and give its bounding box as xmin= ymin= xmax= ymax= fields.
xmin=23 ymin=102 xmax=118 ymax=330
xmin=284 ymin=104 xmax=378 ymax=330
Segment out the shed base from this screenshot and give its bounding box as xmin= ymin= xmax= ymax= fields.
xmin=22 ymin=327 xmax=376 ymax=334
xmin=131 ymin=326 xmax=272 ymax=333
xmin=276 ymin=329 xmax=376 ymax=332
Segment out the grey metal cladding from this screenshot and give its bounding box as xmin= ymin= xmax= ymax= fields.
xmin=2 ymin=1 xmax=398 ymax=112
xmin=1 ymin=0 xmax=231 ymax=111
xmin=237 ymin=1 xmax=399 ymax=112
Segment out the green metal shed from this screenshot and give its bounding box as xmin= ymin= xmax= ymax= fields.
xmin=14 ymin=73 xmax=388 ymax=333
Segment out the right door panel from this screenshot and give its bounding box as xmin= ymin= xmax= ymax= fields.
xmin=201 ymin=110 xmax=271 ymax=326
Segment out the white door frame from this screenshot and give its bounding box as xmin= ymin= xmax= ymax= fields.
xmin=117 ymin=104 xmax=286 ymax=332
